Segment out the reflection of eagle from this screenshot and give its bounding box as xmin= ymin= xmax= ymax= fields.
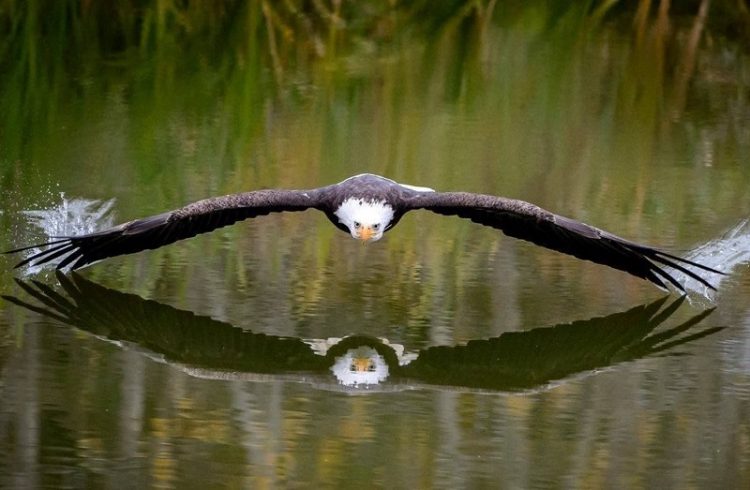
xmin=3 ymin=273 xmax=722 ymax=392
xmin=6 ymin=173 xmax=721 ymax=291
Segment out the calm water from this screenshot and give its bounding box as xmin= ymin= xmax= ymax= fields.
xmin=2 ymin=6 xmax=750 ymax=488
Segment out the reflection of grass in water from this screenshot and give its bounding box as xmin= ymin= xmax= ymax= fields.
xmin=0 ymin=1 xmax=733 ymax=167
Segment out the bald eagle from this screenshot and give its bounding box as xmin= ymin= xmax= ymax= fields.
xmin=5 ymin=173 xmax=721 ymax=291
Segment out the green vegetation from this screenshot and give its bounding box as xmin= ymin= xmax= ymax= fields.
xmin=0 ymin=0 xmax=743 ymax=168
xmin=1 ymin=3 xmax=750 ymax=488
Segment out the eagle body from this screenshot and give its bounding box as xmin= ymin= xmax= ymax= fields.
xmin=319 ymin=174 xmax=432 ymax=239
xmin=5 ymin=173 xmax=722 ymax=292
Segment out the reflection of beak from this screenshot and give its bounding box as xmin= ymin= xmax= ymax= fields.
xmin=352 ymin=357 xmax=374 ymax=372
xmin=359 ymin=226 xmax=374 ymax=241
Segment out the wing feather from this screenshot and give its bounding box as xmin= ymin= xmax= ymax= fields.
xmin=6 ymin=189 xmax=323 ymax=270
xmin=404 ymin=192 xmax=723 ymax=291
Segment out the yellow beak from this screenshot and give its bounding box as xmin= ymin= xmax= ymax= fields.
xmin=359 ymin=226 xmax=374 ymax=241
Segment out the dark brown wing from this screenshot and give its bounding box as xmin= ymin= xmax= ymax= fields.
xmin=404 ymin=192 xmax=723 ymax=292
xmin=6 ymin=189 xmax=324 ymax=270
xmin=401 ymin=297 xmax=719 ymax=390
xmin=3 ymin=273 xmax=326 ymax=373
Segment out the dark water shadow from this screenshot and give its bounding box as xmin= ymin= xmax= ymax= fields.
xmin=3 ymin=273 xmax=723 ymax=394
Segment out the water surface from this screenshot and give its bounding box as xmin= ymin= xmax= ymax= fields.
xmin=1 ymin=4 xmax=750 ymax=488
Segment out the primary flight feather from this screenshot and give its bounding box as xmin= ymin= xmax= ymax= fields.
xmin=5 ymin=173 xmax=722 ymax=292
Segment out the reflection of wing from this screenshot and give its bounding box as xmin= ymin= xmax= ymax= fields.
xmin=3 ymin=274 xmax=722 ymax=393
xmin=401 ymin=298 xmax=721 ymax=391
xmin=4 ymin=272 xmax=325 ymax=373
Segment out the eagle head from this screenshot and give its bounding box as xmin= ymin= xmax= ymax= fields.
xmin=334 ymin=198 xmax=394 ymax=242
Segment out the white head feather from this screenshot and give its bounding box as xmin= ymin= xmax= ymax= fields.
xmin=334 ymin=198 xmax=394 ymax=241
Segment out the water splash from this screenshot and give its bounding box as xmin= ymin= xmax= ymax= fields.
xmin=18 ymin=193 xmax=116 ymax=274
xmin=670 ymin=219 xmax=750 ymax=303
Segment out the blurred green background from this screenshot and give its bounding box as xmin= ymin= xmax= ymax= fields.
xmin=1 ymin=1 xmax=749 ymax=487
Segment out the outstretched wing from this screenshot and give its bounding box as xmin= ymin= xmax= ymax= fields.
xmin=404 ymin=192 xmax=722 ymax=291
xmin=6 ymin=189 xmax=323 ymax=270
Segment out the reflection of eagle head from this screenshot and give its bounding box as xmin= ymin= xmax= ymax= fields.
xmin=305 ymin=335 xmax=419 ymax=387
xmin=350 ymin=355 xmax=377 ymax=373
xmin=331 ymin=346 xmax=390 ymax=386
xmin=318 ymin=335 xmax=403 ymax=386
